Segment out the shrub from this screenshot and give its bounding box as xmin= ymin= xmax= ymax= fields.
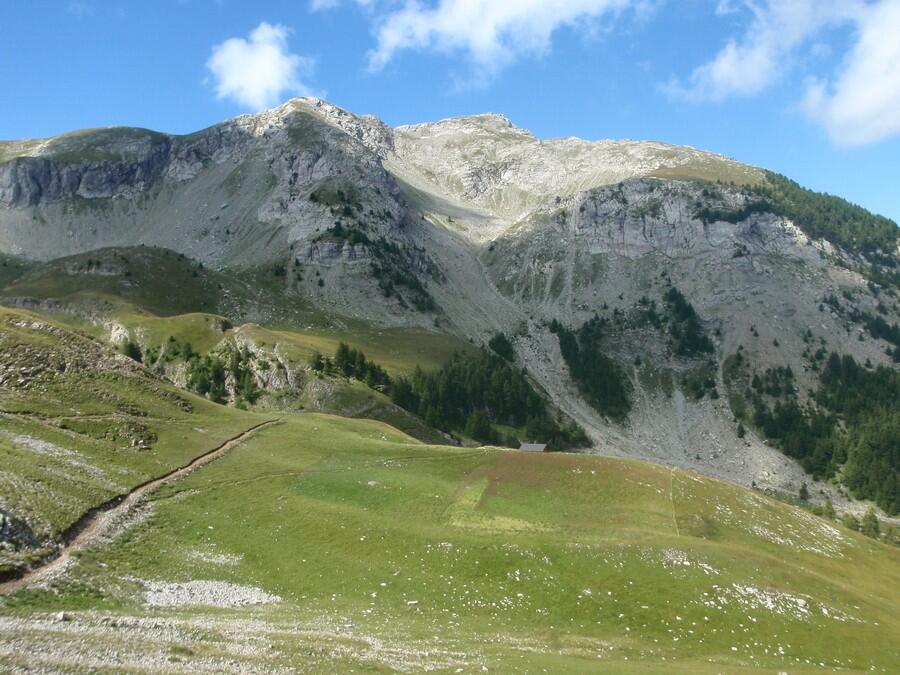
xmin=121 ymin=340 xmax=142 ymax=363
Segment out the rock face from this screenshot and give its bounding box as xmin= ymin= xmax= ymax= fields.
xmin=0 ymin=99 xmax=411 ymax=268
xmin=390 ymin=113 xmax=762 ymax=224
xmin=0 ymin=97 xmax=761 ymax=263
xmin=0 ymin=509 xmax=41 ymax=552
xmin=0 ymin=98 xmax=897 ymax=499
xmin=0 ymin=138 xmax=171 ymax=207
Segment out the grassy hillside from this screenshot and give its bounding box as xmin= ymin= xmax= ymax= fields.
xmin=0 ymin=247 xmax=227 ymax=316
xmin=2 ymin=412 xmax=898 ymax=672
xmin=0 ymin=246 xmax=472 ymax=377
xmin=0 ymin=246 xmax=328 ymax=326
xmin=0 ymin=306 xmax=265 ymax=575
xmin=235 ymin=323 xmax=473 ymax=377
xmin=0 ymin=127 xmax=170 ymax=165
xmin=649 ymin=162 xmax=765 ymax=188
xmin=0 ymin=254 xmax=32 ymax=288
xmin=0 ymin=256 xmax=478 ymax=449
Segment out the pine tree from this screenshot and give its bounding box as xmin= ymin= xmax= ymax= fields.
xmin=335 ymin=342 xmax=351 ymax=376
xmin=842 ymin=514 xmax=860 ymax=531
xmin=861 ymin=508 xmax=880 ymax=538
xmin=191 ymin=370 xmax=210 ymax=396
xmin=354 ymin=350 xmax=367 ymax=378
xmin=237 ymin=369 xmax=258 ymax=403
xmin=465 ymin=410 xmax=494 ymax=444
xmin=208 ymin=359 xmax=227 ymax=403
xmin=823 ymin=498 xmax=836 ymax=520
xmin=122 ymin=340 xmax=142 ymax=363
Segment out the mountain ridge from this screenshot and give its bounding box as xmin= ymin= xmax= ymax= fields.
xmin=1 ymin=97 xmax=898 ymax=516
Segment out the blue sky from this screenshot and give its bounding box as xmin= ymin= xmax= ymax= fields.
xmin=2 ymin=1 xmax=899 ymax=222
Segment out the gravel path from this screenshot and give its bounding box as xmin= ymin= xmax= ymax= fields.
xmin=0 ymin=419 xmax=279 ymax=595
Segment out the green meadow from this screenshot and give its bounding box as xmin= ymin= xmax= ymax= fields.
xmin=0 ymin=300 xmax=898 ymax=673
xmin=3 ymin=413 xmax=898 ymax=672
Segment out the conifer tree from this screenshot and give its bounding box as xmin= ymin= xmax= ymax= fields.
xmin=861 ymin=508 xmax=880 ymax=538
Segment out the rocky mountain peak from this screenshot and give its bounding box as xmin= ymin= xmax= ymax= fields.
xmin=283 ymin=97 xmax=395 ymax=156
xmin=396 ymin=111 xmax=533 ymax=141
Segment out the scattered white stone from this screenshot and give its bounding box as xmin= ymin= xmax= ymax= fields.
xmin=189 ymin=550 xmax=242 ymax=566
xmin=661 ymin=549 xmax=720 ymax=575
xmin=139 ymin=579 xmax=281 ymax=608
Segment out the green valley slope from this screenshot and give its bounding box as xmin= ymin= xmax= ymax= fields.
xmin=0 ymin=306 xmax=267 ymax=576
xmin=1 ymin=413 xmax=898 ymax=672
xmin=0 ymin=308 xmax=897 ymax=671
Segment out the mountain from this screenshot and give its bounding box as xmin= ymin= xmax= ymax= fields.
xmin=1 ymin=97 xmax=899 ymax=514
xmin=1 ymin=99 xmax=899 ymax=672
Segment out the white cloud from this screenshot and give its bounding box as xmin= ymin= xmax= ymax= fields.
xmin=207 ymin=22 xmax=313 ymax=110
xmin=666 ymin=1 xmax=863 ymax=102
xmin=803 ymin=0 xmax=900 ymax=146
xmin=665 ymin=0 xmax=900 ymax=146
xmin=309 ymin=1 xmax=900 ymax=145
xmin=362 ymin=0 xmax=643 ymax=81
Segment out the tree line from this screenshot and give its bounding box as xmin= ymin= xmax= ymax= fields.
xmin=664 ymin=287 xmax=714 ymax=356
xmin=700 ymin=173 xmax=898 ymax=261
xmin=389 ymin=350 xmax=587 ymax=449
xmin=309 ymin=341 xmax=391 ymax=389
xmin=748 ymin=352 xmax=898 ymax=514
xmin=549 ymin=317 xmax=631 ymax=420
xmin=310 ymin=342 xmax=587 ymax=450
